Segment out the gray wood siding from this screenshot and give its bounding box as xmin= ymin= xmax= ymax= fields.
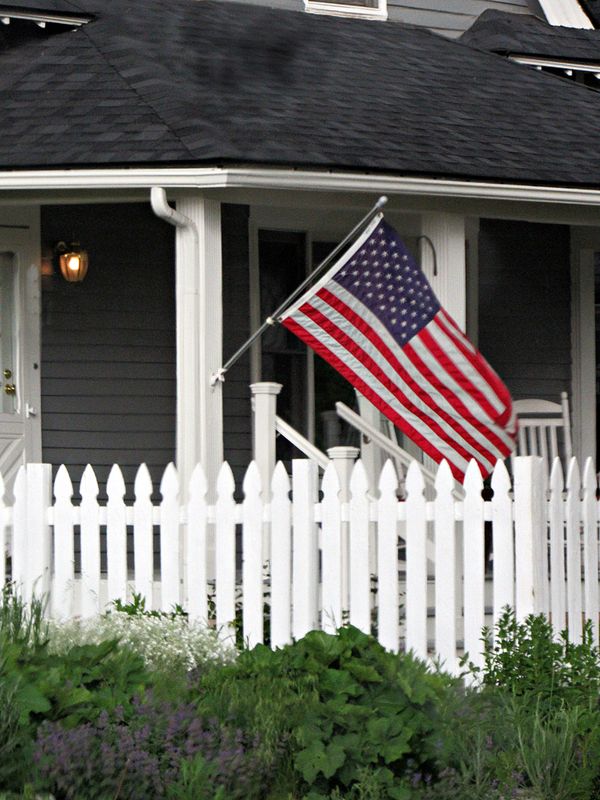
xmin=387 ymin=0 xmax=540 ymax=37
xmin=478 ymin=219 xmax=571 ymax=404
xmin=221 ymin=204 xmax=253 ymax=491
xmin=41 ymin=203 xmax=176 ymax=499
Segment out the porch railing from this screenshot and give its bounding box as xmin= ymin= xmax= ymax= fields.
xmin=0 ymin=455 xmax=598 ymax=672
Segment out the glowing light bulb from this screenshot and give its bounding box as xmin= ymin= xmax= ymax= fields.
xmin=67 ymin=254 xmax=80 ymax=271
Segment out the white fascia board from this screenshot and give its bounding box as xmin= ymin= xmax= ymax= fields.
xmin=3 ymin=166 xmax=600 ymax=207
xmin=537 ymin=0 xmax=593 ymax=28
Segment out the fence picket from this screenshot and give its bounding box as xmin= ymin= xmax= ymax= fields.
xmin=160 ymin=463 xmax=180 ymax=611
xmin=186 ymin=463 xmax=208 ymax=622
xmin=566 ymin=458 xmax=583 ymax=643
xmin=377 ymin=460 xmax=400 ymax=652
xmin=80 ymin=465 xmax=101 ymax=617
xmin=242 ymin=462 xmax=264 ymax=647
xmin=215 ymin=462 xmax=236 ymax=641
xmin=292 ymin=460 xmax=318 ymax=640
xmin=548 ymin=458 xmax=566 ymax=634
xmin=133 ymin=464 xmax=154 ymax=608
xmin=405 ymin=461 xmax=427 ymax=659
xmin=52 ymin=466 xmax=75 ymax=619
xmin=463 ymin=460 xmax=485 ymax=670
xmin=491 ymin=460 xmax=513 ymax=625
xmin=434 ymin=460 xmax=457 ymax=672
xmin=11 ymin=466 xmax=27 ymax=597
xmin=349 ymin=460 xmax=371 ymax=634
xmin=321 ymin=461 xmax=342 ymax=633
xmin=270 ymin=462 xmax=291 ymax=647
xmin=106 ymin=464 xmax=128 ymax=606
xmin=582 ymin=458 xmax=598 ymax=645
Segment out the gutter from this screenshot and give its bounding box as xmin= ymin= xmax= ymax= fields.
xmin=3 ymin=166 xmax=600 ymax=207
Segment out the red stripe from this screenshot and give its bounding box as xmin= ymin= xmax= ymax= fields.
xmin=435 ymin=310 xmax=513 ymax=427
xmin=316 ymin=289 xmax=511 ymax=460
xmin=282 ymin=316 xmax=472 ymax=481
xmin=292 ymin=300 xmax=506 ymax=473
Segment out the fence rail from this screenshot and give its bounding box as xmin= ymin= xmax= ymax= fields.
xmin=0 ymin=456 xmax=598 ymax=672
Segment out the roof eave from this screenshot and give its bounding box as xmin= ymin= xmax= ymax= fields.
xmin=3 ymin=165 xmax=600 ymax=206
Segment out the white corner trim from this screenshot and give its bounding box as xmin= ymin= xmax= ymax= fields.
xmin=537 ymin=0 xmax=593 ymax=29
xmin=5 ymin=166 xmax=600 ymax=206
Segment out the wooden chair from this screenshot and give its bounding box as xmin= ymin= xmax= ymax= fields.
xmin=512 ymin=391 xmax=572 ymax=472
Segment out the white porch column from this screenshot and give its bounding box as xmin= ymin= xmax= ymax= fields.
xmin=420 ymin=212 xmax=466 ymax=330
xmin=175 ymin=195 xmax=223 ymax=496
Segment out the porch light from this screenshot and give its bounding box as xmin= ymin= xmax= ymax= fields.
xmin=55 ymin=241 xmax=88 ymax=283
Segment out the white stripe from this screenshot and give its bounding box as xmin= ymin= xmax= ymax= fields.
xmin=292 ymin=309 xmax=479 ymax=474
xmin=426 ymin=318 xmax=506 ymax=415
xmin=322 ymin=283 xmax=515 ymax=452
xmin=309 ymin=295 xmax=506 ymax=464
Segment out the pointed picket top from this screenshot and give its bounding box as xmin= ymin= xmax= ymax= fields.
xmin=464 ymin=459 xmax=483 ymax=493
xmin=566 ymin=456 xmax=580 ymax=493
xmin=53 ymin=464 xmax=73 ymax=500
xmin=549 ymin=456 xmax=564 ymax=493
xmin=134 ymin=463 xmax=153 ymax=500
xmin=80 ymin=464 xmax=99 ymax=500
xmin=242 ymin=460 xmax=262 ymax=497
xmin=378 ymin=459 xmax=398 ymax=495
xmin=434 ymin=459 xmax=453 ymax=494
xmin=349 ymin=458 xmax=369 ymax=497
xmin=106 ymin=464 xmax=126 ymax=499
xmin=490 ymin=459 xmax=511 ymax=495
xmin=189 ymin=462 xmax=208 ymax=502
xmin=216 ymin=460 xmax=236 ymax=497
xmin=583 ymin=458 xmax=596 ymax=495
xmin=405 ymin=459 xmax=426 ymax=498
xmin=271 ymin=460 xmax=291 ymax=496
xmin=322 ymin=460 xmax=341 ymax=499
xmin=159 ymin=462 xmax=179 ymax=499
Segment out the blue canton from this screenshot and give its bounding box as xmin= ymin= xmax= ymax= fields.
xmin=333 ymin=220 xmax=440 ymax=346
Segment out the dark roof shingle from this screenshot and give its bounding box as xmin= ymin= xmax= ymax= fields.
xmin=3 ymin=0 xmax=600 ymax=187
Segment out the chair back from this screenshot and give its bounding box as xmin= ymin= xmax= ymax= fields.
xmin=513 ymin=391 xmax=572 ymax=471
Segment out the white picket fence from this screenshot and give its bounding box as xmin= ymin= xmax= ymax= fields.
xmin=0 ymin=455 xmax=598 ymax=672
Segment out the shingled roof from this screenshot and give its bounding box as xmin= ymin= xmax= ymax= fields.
xmin=461 ymin=8 xmax=600 ymax=60
xmin=3 ymin=0 xmax=600 ymax=186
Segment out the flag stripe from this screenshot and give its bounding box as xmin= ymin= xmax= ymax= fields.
xmin=282 ymin=316 xmax=472 ymax=478
xmin=294 ymin=303 xmax=495 ymax=473
xmin=324 ymin=281 xmax=515 ymax=450
xmin=311 ymin=291 xmax=504 ymax=466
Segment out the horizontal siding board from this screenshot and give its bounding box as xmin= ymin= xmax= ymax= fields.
xmin=43 ymin=345 xmax=175 ymax=363
xmin=43 ymin=431 xmax=175 ymax=449
xmin=43 ymin=415 xmax=175 ymax=433
xmin=42 ymin=396 xmax=176 ymax=414
xmin=42 ymin=378 xmax=175 ymax=397
xmin=42 ymin=362 xmax=175 ymax=380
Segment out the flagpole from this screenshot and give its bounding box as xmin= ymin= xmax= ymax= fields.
xmin=210 ymin=195 xmax=388 ymax=385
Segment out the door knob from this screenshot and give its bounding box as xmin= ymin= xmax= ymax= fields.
xmin=2 ymin=369 xmax=11 ymax=379
xmin=4 ymin=384 xmax=15 ymax=396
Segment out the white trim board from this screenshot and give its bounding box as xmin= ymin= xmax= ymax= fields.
xmin=5 ymin=167 xmax=600 ymax=207
xmin=537 ymin=0 xmax=593 ymax=27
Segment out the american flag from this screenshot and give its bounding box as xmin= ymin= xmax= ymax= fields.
xmin=279 ymin=214 xmax=516 ymax=481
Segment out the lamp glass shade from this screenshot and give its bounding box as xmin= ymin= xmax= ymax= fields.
xmin=58 ymin=247 xmax=88 ymax=282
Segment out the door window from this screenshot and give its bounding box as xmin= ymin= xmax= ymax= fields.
xmin=0 ymin=253 xmax=17 ymax=414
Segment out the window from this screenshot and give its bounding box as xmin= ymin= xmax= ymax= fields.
xmin=304 ymin=0 xmax=387 ymax=21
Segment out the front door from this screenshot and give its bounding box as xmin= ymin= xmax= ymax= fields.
xmin=0 ymin=213 xmax=41 ymax=496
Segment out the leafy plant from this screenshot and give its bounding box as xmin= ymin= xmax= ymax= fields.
xmin=197 ymin=626 xmax=455 ymax=799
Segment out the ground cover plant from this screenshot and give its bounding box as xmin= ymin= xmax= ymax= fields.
xmin=3 ymin=589 xmax=600 ymax=799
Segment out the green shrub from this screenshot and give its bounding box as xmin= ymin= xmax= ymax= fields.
xmin=197 ymin=626 xmax=455 ymax=800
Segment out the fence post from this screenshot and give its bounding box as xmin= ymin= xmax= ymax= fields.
xmin=24 ymin=464 xmax=52 ymax=608
xmin=328 ymin=446 xmax=359 ymax=614
xmin=251 ymin=382 xmax=282 ymax=500
xmin=513 ymin=456 xmax=545 ymax=620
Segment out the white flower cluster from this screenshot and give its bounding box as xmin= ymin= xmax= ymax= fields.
xmin=47 ymin=612 xmax=237 ymax=673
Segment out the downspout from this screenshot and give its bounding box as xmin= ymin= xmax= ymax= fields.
xmin=150 ymin=187 xmax=199 ymax=497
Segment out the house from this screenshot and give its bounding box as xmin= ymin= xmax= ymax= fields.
xmin=2 ymin=0 xmax=600 ymax=504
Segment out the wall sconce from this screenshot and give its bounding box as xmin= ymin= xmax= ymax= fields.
xmin=55 ymin=240 xmax=88 ymax=283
